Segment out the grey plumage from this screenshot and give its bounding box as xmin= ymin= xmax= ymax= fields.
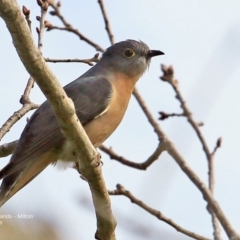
xmin=0 ymin=40 xmax=164 ymax=206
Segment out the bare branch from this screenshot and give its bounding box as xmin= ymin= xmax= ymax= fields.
xmin=131 ymin=87 xmax=239 ymax=239
xmin=99 ymin=143 xmax=165 ymax=170
xmin=109 ymin=184 xmax=211 ymax=240
xmin=20 ymin=77 xmax=35 ymax=105
xmin=48 ymin=2 xmax=105 ymax=52
xmin=0 ymin=6 xmax=39 ymax=142
xmin=160 ymin=65 xmax=212 ymax=164
xmin=45 ymin=53 xmax=100 ymax=66
xmin=211 ymin=137 xmax=222 ymax=157
xmin=20 ymin=5 xmax=36 ymax=105
xmin=164 ymin=138 xmax=239 ymax=239
xmin=97 ymin=0 xmax=115 ymax=45
xmin=133 ymin=87 xmax=165 ymax=141
xmin=160 ymin=65 xmax=223 ymax=240
xmin=210 ymin=137 xmax=223 ymax=240
xmin=0 ymin=3 xmax=50 ymax=142
xmin=37 ymin=0 xmax=49 ymax=51
xmin=0 ymin=1 xmax=116 ymax=239
xmin=0 ymin=103 xmax=39 ymax=141
xmin=159 ymin=111 xmax=184 ymax=120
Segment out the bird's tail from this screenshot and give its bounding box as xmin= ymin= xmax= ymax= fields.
xmin=0 ymin=156 xmax=52 ymax=207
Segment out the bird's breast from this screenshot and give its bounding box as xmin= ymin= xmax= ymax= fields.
xmin=58 ymin=73 xmax=137 ymax=163
xmin=85 ymin=94 xmax=128 ymax=146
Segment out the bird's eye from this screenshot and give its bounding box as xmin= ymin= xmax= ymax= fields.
xmin=123 ymin=48 xmax=135 ymax=58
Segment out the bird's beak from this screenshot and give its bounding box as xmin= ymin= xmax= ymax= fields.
xmin=147 ymin=50 xmax=164 ymax=58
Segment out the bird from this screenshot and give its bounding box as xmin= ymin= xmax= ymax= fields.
xmin=0 ymin=40 xmax=164 ymax=206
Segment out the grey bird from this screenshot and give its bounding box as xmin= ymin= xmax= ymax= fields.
xmin=0 ymin=40 xmax=164 ymax=206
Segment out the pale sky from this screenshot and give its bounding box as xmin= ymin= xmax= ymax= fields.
xmin=0 ymin=1 xmax=240 ymax=239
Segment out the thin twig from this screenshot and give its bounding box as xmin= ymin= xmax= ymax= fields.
xmin=160 ymin=65 xmax=212 ymax=169
xmin=159 ymin=111 xmax=184 ymax=120
xmin=20 ymin=77 xmax=35 ymax=104
xmin=109 ymin=184 xmax=211 ymax=240
xmin=0 ymin=2 xmax=49 ymax=140
xmin=99 ymin=142 xmax=165 ymax=169
xmin=22 ymin=5 xmax=31 ymax=30
xmin=209 ymin=137 xmax=223 ymax=240
xmin=48 ymin=2 xmax=105 ymax=52
xmin=0 ymin=103 xmax=39 ymax=141
xmin=133 ymin=87 xmax=165 ymax=141
xmin=211 ymin=137 xmax=222 ymax=157
xmin=20 ymin=7 xmax=35 ymax=104
xmin=97 ymin=0 xmax=115 ymax=45
xmin=160 ymin=65 xmax=223 ymax=240
xmin=45 ymin=53 xmax=100 ymax=66
xmin=37 ymin=0 xmax=48 ymax=51
xmin=0 ymin=5 xmax=42 ymax=142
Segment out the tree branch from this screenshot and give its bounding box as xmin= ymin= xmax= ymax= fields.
xmin=160 ymin=65 xmax=223 ymax=240
xmin=97 ymin=0 xmax=115 ymax=45
xmin=45 ymin=53 xmax=100 ymax=66
xmin=0 ymin=1 xmax=116 ymax=239
xmin=99 ymin=142 xmax=165 ymax=170
xmin=131 ymin=87 xmax=239 ymax=239
xmin=0 ymin=103 xmax=39 ymax=141
xmin=0 ymin=5 xmax=40 ymax=142
xmin=133 ymin=87 xmax=165 ymax=141
xmin=48 ymin=1 xmax=105 ymax=52
xmin=109 ymin=184 xmax=211 ymax=240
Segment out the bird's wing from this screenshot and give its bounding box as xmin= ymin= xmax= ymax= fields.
xmin=0 ymin=75 xmax=113 ymax=181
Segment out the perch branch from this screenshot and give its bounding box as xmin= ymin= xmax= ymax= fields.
xmin=0 ymin=1 xmax=116 ymax=239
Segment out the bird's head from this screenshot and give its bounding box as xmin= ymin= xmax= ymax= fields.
xmin=100 ymin=40 xmax=164 ymax=78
